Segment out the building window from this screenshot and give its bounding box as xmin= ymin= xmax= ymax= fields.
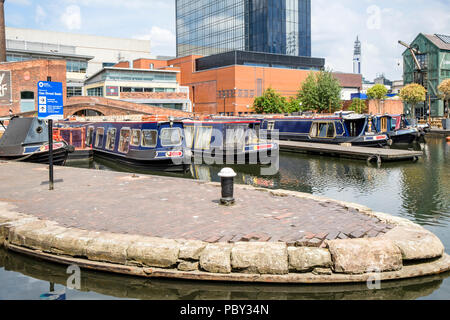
xmin=67 ymin=86 xmax=82 ymax=97
xmin=67 ymin=59 xmax=88 ymax=73
xmin=87 ymin=87 xmax=104 ymax=97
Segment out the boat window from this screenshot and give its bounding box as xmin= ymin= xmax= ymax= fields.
xmin=141 ymin=130 xmax=157 ymax=148
xmin=160 ymin=128 xmax=182 ymax=147
xmin=195 ymin=126 xmax=212 ymax=150
xmin=184 ymin=126 xmax=195 ymax=148
xmin=226 ymin=125 xmax=247 ymax=148
xmin=381 ymin=118 xmax=388 ymax=132
xmin=267 ymin=121 xmax=275 ymax=131
xmin=310 ymin=122 xmax=335 ymax=138
xmin=95 ymin=127 xmax=104 ymax=148
xmin=131 ymin=129 xmax=141 ymax=146
xmin=118 ymin=128 xmax=131 ymax=154
xmin=326 ymin=123 xmax=335 ymax=138
xmin=105 ymin=128 xmax=117 ymax=150
xmin=86 ymin=126 xmax=94 ymax=146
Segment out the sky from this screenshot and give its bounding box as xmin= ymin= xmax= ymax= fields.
xmin=4 ymin=0 xmax=450 ymax=81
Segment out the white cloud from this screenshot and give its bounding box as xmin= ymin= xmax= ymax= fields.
xmin=312 ymin=0 xmax=450 ymax=81
xmin=134 ymin=26 xmax=176 ymax=56
xmin=35 ymin=5 xmax=46 ymax=25
xmin=7 ymin=0 xmax=32 ymax=5
xmin=60 ymin=5 xmax=81 ymax=30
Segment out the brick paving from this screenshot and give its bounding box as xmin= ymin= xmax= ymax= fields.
xmin=0 ymin=162 xmax=393 ymax=246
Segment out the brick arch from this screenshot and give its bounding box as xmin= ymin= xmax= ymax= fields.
xmin=69 ymin=107 xmax=106 ymax=117
xmin=64 ymin=96 xmax=194 ymax=118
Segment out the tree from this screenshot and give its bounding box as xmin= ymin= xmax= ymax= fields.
xmin=437 ymin=79 xmax=450 ymax=118
xmin=399 ymin=83 xmax=426 ymax=119
xmin=252 ymin=87 xmax=287 ymax=114
xmin=297 ymin=70 xmax=342 ymax=113
xmin=348 ymin=98 xmax=367 ymax=114
xmin=366 ymin=84 xmax=388 ymax=114
xmin=285 ymin=96 xmax=301 ymax=113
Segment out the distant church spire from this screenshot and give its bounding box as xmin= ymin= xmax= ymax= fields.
xmin=353 ymin=36 xmax=361 ymax=74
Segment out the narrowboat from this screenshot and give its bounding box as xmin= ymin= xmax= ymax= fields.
xmin=372 ymin=114 xmax=420 ymax=144
xmin=75 ymin=119 xmax=190 ymax=172
xmin=62 ymin=117 xmax=278 ymax=169
xmin=0 ymin=117 xmax=71 ymax=165
xmin=181 ymin=119 xmax=278 ymax=164
xmin=257 ymin=112 xmax=389 ymax=147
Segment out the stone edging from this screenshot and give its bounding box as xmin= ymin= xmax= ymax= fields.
xmin=0 ymin=183 xmax=449 ymax=283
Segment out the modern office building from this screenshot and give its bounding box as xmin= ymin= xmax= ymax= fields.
xmin=83 ymin=66 xmax=191 ymax=112
xmin=176 ymin=0 xmax=311 ymax=58
xmin=5 ymin=27 xmax=154 ymax=99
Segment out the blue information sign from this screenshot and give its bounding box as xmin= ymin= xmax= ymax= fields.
xmin=37 ymin=81 xmax=64 ymax=120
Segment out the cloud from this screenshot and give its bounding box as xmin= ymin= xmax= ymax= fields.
xmin=312 ymin=0 xmax=450 ymax=81
xmin=35 ymin=5 xmax=46 ymax=25
xmin=60 ymin=5 xmax=81 ymax=30
xmin=134 ymin=26 xmax=176 ymax=56
xmin=7 ymin=0 xmax=32 ymax=5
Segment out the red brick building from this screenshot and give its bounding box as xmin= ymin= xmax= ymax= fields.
xmin=122 ymin=52 xmax=362 ymax=115
xmin=0 ymin=59 xmax=66 ymax=116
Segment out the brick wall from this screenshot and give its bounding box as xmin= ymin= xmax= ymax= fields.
xmin=119 ymin=92 xmax=188 ymax=100
xmin=0 ymin=59 xmax=66 ymax=117
xmin=65 ymin=96 xmax=193 ymax=118
xmin=368 ymin=100 xmax=404 ymax=115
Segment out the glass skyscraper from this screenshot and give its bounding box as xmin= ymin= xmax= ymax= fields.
xmin=176 ymin=0 xmax=311 ymax=58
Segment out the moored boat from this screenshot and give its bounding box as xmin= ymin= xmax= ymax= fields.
xmin=62 ymin=116 xmax=278 ymax=169
xmin=72 ymin=118 xmax=190 ymax=172
xmin=372 ymin=114 xmax=420 ymax=144
xmin=182 ymin=118 xmax=278 ymax=164
xmin=256 ymin=112 xmax=389 ymax=147
xmin=0 ymin=117 xmax=70 ymax=165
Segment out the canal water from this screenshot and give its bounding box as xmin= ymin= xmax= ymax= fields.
xmin=1 ymin=136 xmax=449 ymax=300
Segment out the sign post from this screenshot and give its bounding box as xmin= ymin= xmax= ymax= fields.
xmin=37 ymin=81 xmax=64 ymax=190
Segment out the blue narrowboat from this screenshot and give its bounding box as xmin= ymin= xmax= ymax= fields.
xmin=80 ymin=119 xmax=189 ymax=172
xmin=256 ymin=113 xmax=389 ymax=147
xmin=61 ymin=117 xmax=278 ymax=169
xmin=371 ymin=114 xmax=420 ymax=144
xmin=181 ymin=119 xmax=278 ymax=164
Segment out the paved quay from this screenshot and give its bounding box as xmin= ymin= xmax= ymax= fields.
xmin=0 ymin=161 xmax=449 ymax=283
xmin=0 ymin=161 xmax=392 ymax=245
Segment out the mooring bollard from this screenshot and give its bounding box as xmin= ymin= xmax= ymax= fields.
xmin=218 ymin=168 xmax=237 ymax=206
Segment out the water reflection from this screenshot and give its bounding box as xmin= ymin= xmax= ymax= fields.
xmin=0 ymin=248 xmax=448 ymax=300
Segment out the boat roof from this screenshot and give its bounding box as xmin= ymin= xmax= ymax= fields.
xmin=0 ymin=117 xmax=49 ymax=147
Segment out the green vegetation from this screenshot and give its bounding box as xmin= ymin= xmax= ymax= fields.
xmin=399 ymin=83 xmax=426 ymax=118
xmin=348 ymin=98 xmax=367 ymax=114
xmin=297 ymin=70 xmax=342 ymax=113
xmin=366 ymin=84 xmax=388 ymax=114
xmin=437 ymin=79 xmax=450 ymax=118
xmin=253 ymin=87 xmax=288 ymax=114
